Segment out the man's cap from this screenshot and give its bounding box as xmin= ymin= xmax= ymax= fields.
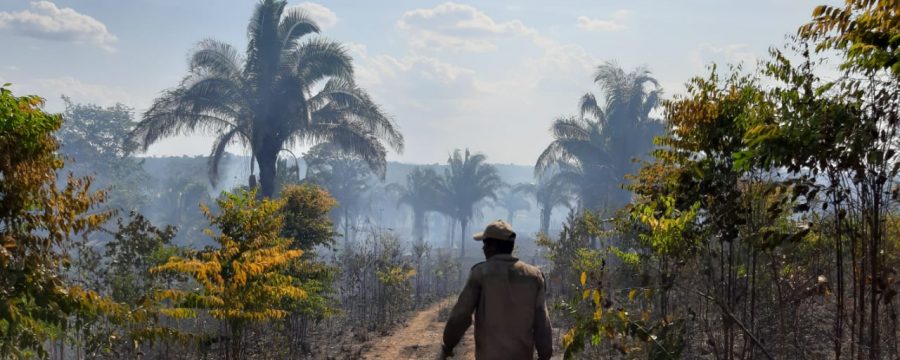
xmin=473 ymin=219 xmax=516 ymax=242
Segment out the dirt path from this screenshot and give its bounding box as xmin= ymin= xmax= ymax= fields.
xmin=362 ymin=298 xmax=474 ymax=360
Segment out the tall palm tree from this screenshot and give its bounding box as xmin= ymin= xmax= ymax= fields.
xmin=390 ymin=167 xmax=442 ymax=245
xmin=516 ymin=172 xmax=575 ymax=235
xmin=495 ymin=184 xmax=531 ymax=225
xmin=439 ymin=149 xmax=502 ymax=258
xmin=303 ymin=143 xmax=373 ymax=244
xmin=129 ymin=0 xmax=402 ymax=198
xmin=536 ymin=62 xmax=662 ymax=210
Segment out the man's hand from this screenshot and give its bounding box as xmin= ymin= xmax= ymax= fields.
xmin=436 ymin=348 xmax=451 ymax=360
xmin=438 ymin=344 xmax=454 ymax=359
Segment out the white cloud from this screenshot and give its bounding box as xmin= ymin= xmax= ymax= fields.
xmin=286 ymin=2 xmax=338 ymax=30
xmin=348 ymin=43 xmax=501 ymax=163
xmin=397 ymin=2 xmax=545 ymax=52
xmin=690 ymin=43 xmax=757 ymax=68
xmin=0 ymin=1 xmax=117 ymax=51
xmin=317 ymin=3 xmax=611 ymax=164
xmin=349 ymin=43 xmax=478 ymax=111
xmin=345 ymin=3 xmax=606 ymax=163
xmin=576 ymin=10 xmax=630 ymax=32
xmin=5 ymin=76 xmax=134 ymax=111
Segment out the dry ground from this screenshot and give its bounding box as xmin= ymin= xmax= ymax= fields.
xmin=361 ymin=298 xmax=475 ymax=360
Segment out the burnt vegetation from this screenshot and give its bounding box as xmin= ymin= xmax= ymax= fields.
xmin=1 ymin=1 xmax=899 ymax=359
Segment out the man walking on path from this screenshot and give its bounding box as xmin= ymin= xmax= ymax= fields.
xmin=440 ymin=220 xmax=553 ymax=360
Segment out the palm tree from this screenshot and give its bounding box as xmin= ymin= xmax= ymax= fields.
xmin=303 ymin=143 xmax=373 ymax=244
xmin=495 ymin=184 xmax=531 ymax=225
xmin=536 ymin=62 xmax=661 ymax=210
xmin=129 ymin=0 xmax=402 ymax=198
xmin=516 ymin=172 xmax=575 ymax=235
xmin=439 ymin=149 xmax=502 ymax=258
xmin=390 ymin=167 xmax=442 ymax=245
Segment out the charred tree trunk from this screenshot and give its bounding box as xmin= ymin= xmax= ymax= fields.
xmin=412 ymin=209 xmax=425 ymax=245
xmin=459 ymin=219 xmax=468 ymax=259
xmin=540 ymin=207 xmax=551 ymax=236
xmin=256 ymin=145 xmax=278 ymax=198
xmin=831 ymin=173 xmax=845 ymax=360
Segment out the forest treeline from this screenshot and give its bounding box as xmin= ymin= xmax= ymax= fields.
xmin=1 ymin=0 xmax=899 ymax=359
xmin=542 ymin=1 xmax=900 ymax=359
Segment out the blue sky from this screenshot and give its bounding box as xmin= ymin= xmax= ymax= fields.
xmin=0 ymin=0 xmax=837 ymax=165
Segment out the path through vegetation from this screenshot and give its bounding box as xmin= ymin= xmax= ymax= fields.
xmin=362 ymin=298 xmax=475 ymax=360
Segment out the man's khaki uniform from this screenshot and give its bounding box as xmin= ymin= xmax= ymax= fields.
xmin=442 ymin=254 xmax=553 ymax=360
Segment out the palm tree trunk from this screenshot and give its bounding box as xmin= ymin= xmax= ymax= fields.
xmin=459 ymin=219 xmax=467 ymax=259
xmin=448 ymin=217 xmax=456 ymax=249
xmin=540 ymin=207 xmax=551 ymax=235
xmin=413 ymin=210 xmax=425 ymax=245
xmin=257 ymin=147 xmax=278 ymax=198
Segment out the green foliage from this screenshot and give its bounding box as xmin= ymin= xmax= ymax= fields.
xmin=620 ymin=67 xmax=794 ymax=358
xmin=152 ymin=189 xmax=305 ymax=359
xmin=304 ymin=142 xmax=375 ymax=243
xmin=278 ymin=184 xmax=340 ymax=325
xmin=274 ymin=156 xmax=302 ymax=195
xmin=57 ymin=98 xmax=149 ymax=212
xmin=431 ymin=248 xmax=461 ymax=292
xmin=58 ymin=97 xmax=139 ymax=158
xmin=282 ymin=257 xmax=337 ymax=320
xmin=106 ymin=211 xmax=180 ymax=305
xmin=608 ymin=246 xmax=641 ymax=268
xmin=632 ymin=195 xmax=701 ymax=257
xmin=751 ymin=11 xmax=900 ymax=355
xmin=801 ymin=1 xmax=900 ymax=76
xmin=0 ymin=86 xmax=113 ymax=358
xmin=546 ymin=213 xmax=684 ymax=359
xmin=59 ymin=212 xmax=185 ymax=358
xmin=336 ymin=230 xmax=419 ymax=330
xmin=376 ymin=265 xmax=417 ymax=308
xmin=280 ymin=183 xmax=337 ymax=251
xmin=616 ymin=8 xmax=900 ymax=354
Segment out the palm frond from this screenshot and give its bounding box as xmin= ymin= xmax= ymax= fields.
xmin=397 ymin=167 xmax=442 ymax=211
xmin=305 ymin=122 xmax=388 ymax=179
xmin=536 ymin=171 xmax=577 ymax=209
xmin=175 ymin=75 xmax=244 ymax=116
xmin=631 ymin=69 xmax=659 ymax=89
xmin=278 ymin=8 xmax=320 ymax=52
xmin=208 ymin=127 xmax=247 ymax=186
xmin=190 ymin=39 xmax=244 ymax=78
xmin=131 ymin=77 xmax=243 ymax=151
xmin=513 ymin=182 xmax=536 ymax=195
xmin=535 ymin=140 xmax=583 ymax=177
xmin=245 ymin=0 xmax=285 ymax=89
xmin=550 ymin=116 xmax=591 ymax=141
xmin=307 ymin=79 xmax=404 ymax=152
xmin=134 ymin=0 xmax=401 ymax=197
xmin=579 ymin=92 xmax=605 ymax=122
xmin=439 ymin=149 xmax=502 ymax=221
xmin=247 ymin=0 xmax=286 ymax=42
xmin=594 ymin=61 xmax=626 ymax=101
xmin=289 ymin=38 xmax=354 ymax=85
xmin=132 ymin=112 xmax=234 ymax=152
xmin=640 ymin=89 xmax=662 ymax=121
